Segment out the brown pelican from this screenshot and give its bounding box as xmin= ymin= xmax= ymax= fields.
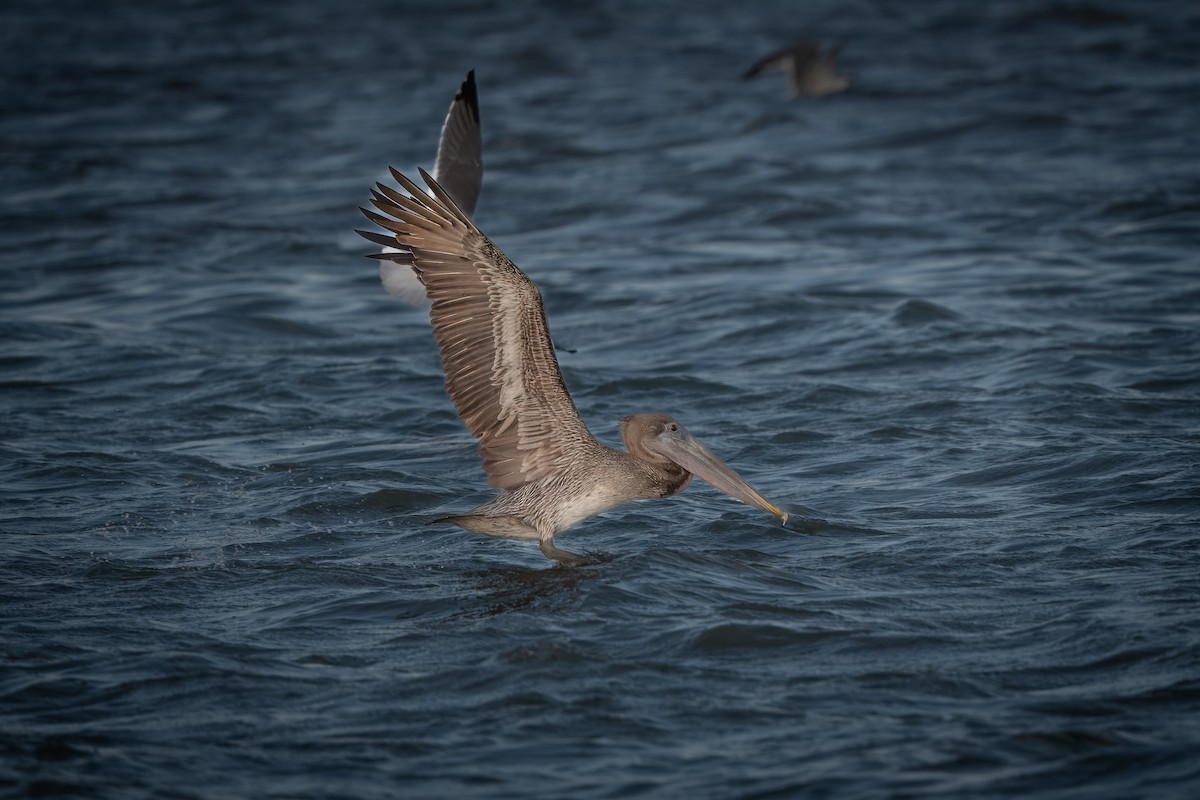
xmin=362 ymin=70 xmax=483 ymax=306
xmin=742 ymin=42 xmax=849 ymax=98
xmin=357 ymin=170 xmax=788 ymax=563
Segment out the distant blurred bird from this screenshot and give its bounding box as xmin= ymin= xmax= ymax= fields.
xmin=361 ymin=70 xmax=483 ymax=307
xmin=742 ymin=42 xmax=849 ymax=98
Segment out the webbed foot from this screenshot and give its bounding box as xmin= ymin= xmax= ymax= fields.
xmin=539 ymin=538 xmax=588 ymax=565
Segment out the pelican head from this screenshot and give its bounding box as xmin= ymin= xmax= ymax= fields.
xmin=621 ymin=413 xmax=789 ymax=524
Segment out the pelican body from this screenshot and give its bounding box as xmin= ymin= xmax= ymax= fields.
xmin=358 ymin=169 xmax=787 ymax=563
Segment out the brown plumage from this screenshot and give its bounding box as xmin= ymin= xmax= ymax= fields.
xmin=357 ymin=169 xmax=787 ymax=563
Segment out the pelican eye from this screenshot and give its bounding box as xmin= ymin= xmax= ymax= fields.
xmin=667 ymin=423 xmax=678 ymax=432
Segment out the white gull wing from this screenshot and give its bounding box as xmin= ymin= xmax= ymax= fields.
xmin=378 ymin=70 xmax=482 ymax=306
xmin=361 ymin=169 xmax=596 ymax=491
xmin=431 ymin=69 xmax=482 ymax=217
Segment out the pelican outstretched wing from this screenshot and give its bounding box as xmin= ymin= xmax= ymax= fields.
xmin=359 ymin=169 xmax=594 ymax=490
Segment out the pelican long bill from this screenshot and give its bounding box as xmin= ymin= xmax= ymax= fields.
xmin=649 ymin=424 xmax=789 ymax=525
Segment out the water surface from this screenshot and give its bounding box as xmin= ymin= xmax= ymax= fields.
xmin=2 ymin=1 xmax=1199 ymax=797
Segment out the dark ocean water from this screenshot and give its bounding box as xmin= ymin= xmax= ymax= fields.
xmin=3 ymin=0 xmax=1199 ymax=797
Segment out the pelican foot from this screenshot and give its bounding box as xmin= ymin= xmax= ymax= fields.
xmin=539 ymin=538 xmax=588 ymax=565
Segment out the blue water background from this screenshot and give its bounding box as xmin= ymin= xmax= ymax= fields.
xmin=2 ymin=1 xmax=1199 ymax=797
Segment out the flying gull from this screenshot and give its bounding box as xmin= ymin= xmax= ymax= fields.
xmin=362 ymin=70 xmax=483 ymax=307
xmin=742 ymin=42 xmax=849 ymax=97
